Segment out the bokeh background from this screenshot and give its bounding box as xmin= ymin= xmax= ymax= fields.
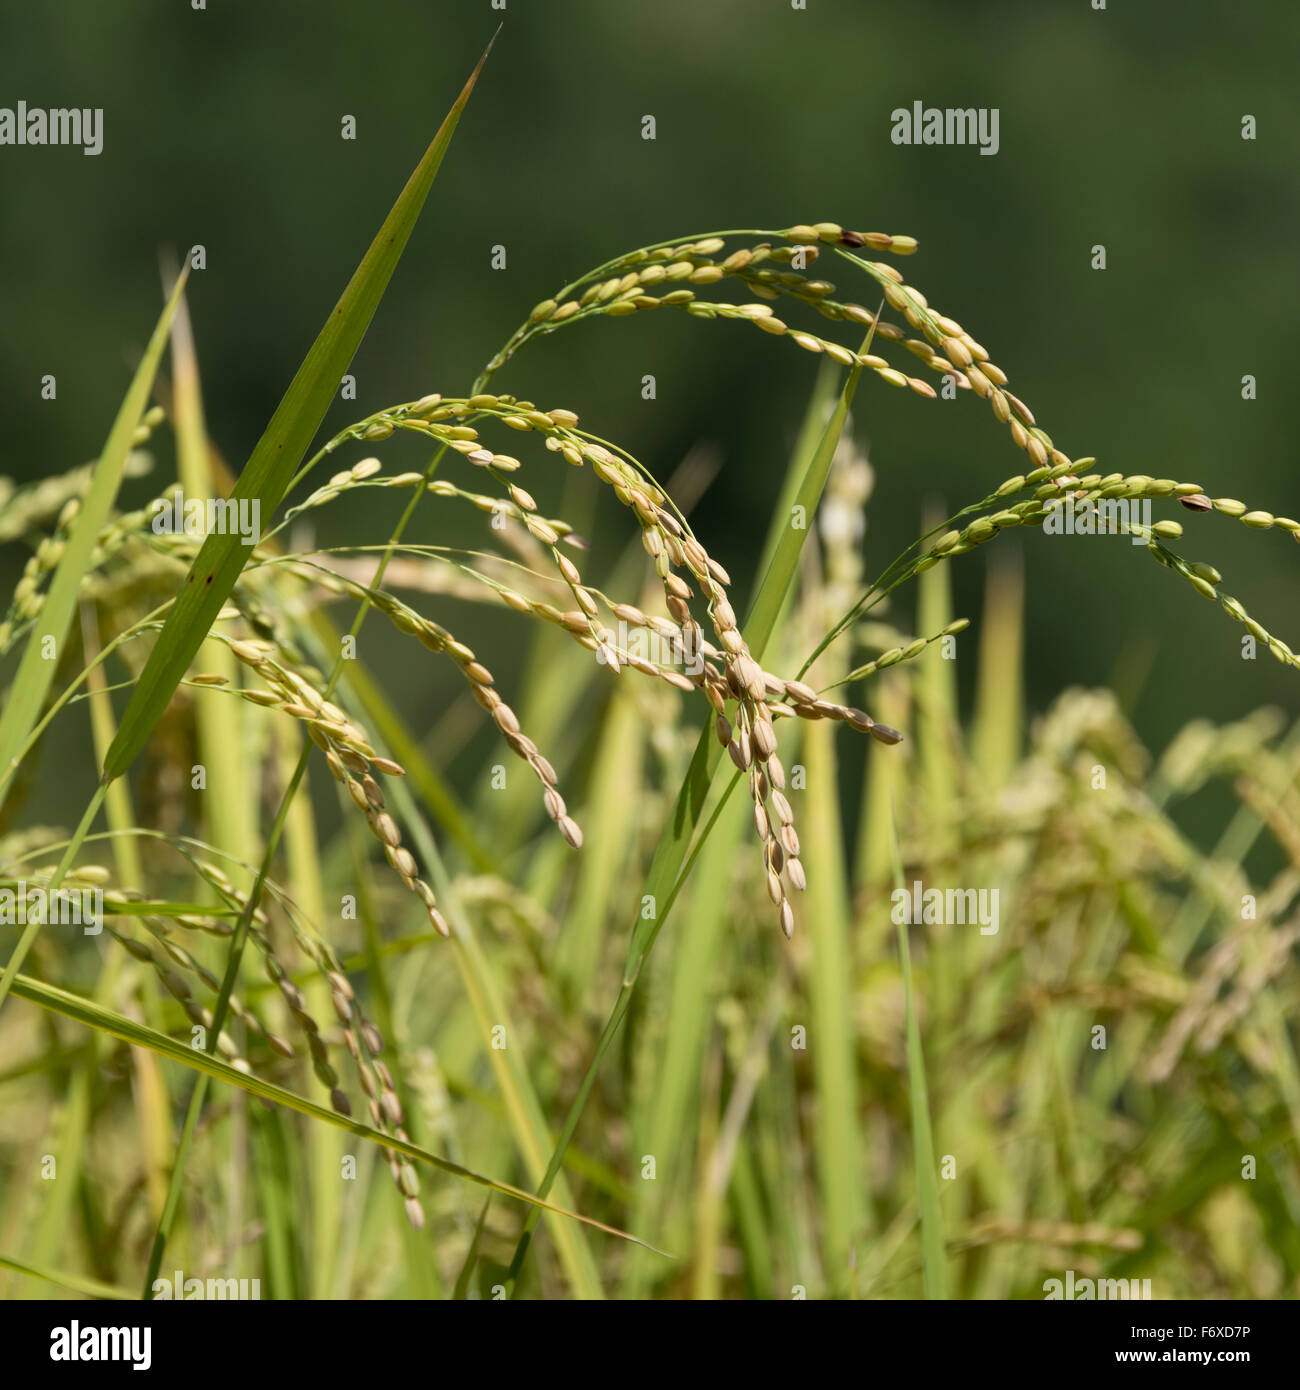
xmin=2 ymin=0 xmax=1300 ymax=1304
xmin=3 ymin=0 xmax=1297 ymax=775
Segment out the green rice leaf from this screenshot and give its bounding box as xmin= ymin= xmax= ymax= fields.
xmin=889 ymin=808 xmax=949 ymax=1298
xmin=0 ymin=268 xmax=189 ymax=811
xmin=0 ymin=1251 xmax=136 ymax=1302
xmin=10 ymin=970 xmax=663 ymax=1252
xmin=102 ymin=37 xmax=496 ymax=782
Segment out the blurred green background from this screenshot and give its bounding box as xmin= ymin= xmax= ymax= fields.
xmin=2 ymin=1 xmax=1300 ymax=1304
xmin=2 ymin=0 xmax=1297 ymax=781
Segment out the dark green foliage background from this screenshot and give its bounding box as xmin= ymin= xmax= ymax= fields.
xmin=2 ymin=0 xmax=1296 ymax=760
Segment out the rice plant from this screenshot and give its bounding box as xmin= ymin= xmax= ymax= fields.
xmin=2 ymin=47 xmax=1297 ymax=1302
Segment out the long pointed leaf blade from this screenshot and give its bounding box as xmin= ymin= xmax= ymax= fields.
xmin=11 ymin=971 xmax=663 ymax=1252
xmin=0 ymin=267 xmax=189 ymax=807
xmin=624 ymin=346 xmax=867 ymax=979
xmin=103 ymin=37 xmax=496 ymax=780
xmin=889 ymin=808 xmax=949 ymax=1298
xmin=502 ymin=353 xmax=866 ymax=1288
xmin=0 ymin=1252 xmax=136 ymax=1302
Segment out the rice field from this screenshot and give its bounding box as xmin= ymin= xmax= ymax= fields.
xmin=1 ymin=34 xmax=1298 ymax=1307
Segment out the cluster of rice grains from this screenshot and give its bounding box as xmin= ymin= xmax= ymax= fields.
xmin=14 ymin=846 xmax=427 ymax=1227
xmin=293 ymin=389 xmax=909 ymax=937
xmin=16 ymin=217 xmax=1295 ymax=1235
xmin=253 ymin=220 xmax=1296 ymax=939
xmin=215 ymin=638 xmax=447 ymax=934
xmin=194 ymin=641 xmax=427 ymax=1223
xmin=0 ymin=410 xmax=163 ymax=652
xmin=471 ymin=221 xmax=1300 ymax=667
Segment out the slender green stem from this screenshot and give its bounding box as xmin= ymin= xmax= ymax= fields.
xmin=141 ymin=444 xmax=450 ymax=1296
xmin=0 ymin=603 xmax=171 ymax=798
xmin=473 ymin=227 xmax=816 ymax=392
xmin=499 ymin=343 xmax=866 ymax=1289
xmin=0 ymin=783 xmax=107 ymax=1011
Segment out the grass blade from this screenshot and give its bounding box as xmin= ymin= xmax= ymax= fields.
xmin=0 ymin=1252 xmax=136 ymax=1302
xmin=10 ymin=971 xmax=660 ymax=1252
xmin=503 ymin=346 xmax=870 ymax=1285
xmin=384 ymin=774 xmax=607 ymax=1298
xmin=802 ymin=716 xmax=868 ymax=1292
xmin=452 ymin=1198 xmax=493 ymax=1300
xmin=102 ymin=36 xmax=496 ymax=782
xmin=888 ymin=806 xmax=949 ymax=1298
xmin=0 ymin=267 xmax=189 ymax=810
